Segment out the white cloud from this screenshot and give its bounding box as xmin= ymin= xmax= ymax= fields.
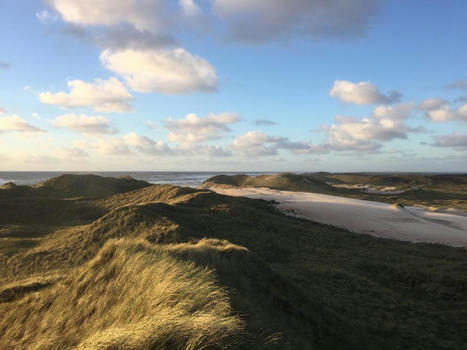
xmin=207 ymin=145 xmax=233 ymax=157
xmin=232 ymin=130 xmax=315 ymax=156
xmin=418 ymin=97 xmax=447 ymax=111
xmin=233 ymin=131 xmax=281 ymax=156
xmin=212 ymin=0 xmax=379 ymax=42
xmin=124 ymin=132 xmax=173 ymax=155
xmin=76 ymin=133 xmax=173 ymax=157
xmin=45 ymin=0 xmax=168 ymax=31
xmin=165 ymin=112 xmax=239 ymax=143
xmin=51 ymin=113 xmax=118 ymax=136
xmin=372 ymin=103 xmax=413 ymax=121
xmin=0 ymin=106 xmax=4 ymax=114
xmin=321 ymin=103 xmax=413 ymax=151
xmin=39 ymin=77 xmax=132 ymax=113
xmin=0 ymin=115 xmax=45 ymax=133
xmin=329 ymin=80 xmax=401 ymax=105
xmin=45 ymin=0 xmax=378 ymax=44
xmin=432 ymin=133 xmax=467 ymax=150
xmin=419 ymin=98 xmax=467 ymax=122
xmin=100 ymin=48 xmax=217 ymax=94
xmin=95 ymin=138 xmax=131 ymax=155
xmin=179 ymin=0 xmax=203 ymax=17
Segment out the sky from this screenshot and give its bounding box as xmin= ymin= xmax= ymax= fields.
xmin=0 ymin=0 xmax=466 ymax=172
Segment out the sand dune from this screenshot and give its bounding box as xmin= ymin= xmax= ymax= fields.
xmin=207 ymin=186 xmax=467 ymax=248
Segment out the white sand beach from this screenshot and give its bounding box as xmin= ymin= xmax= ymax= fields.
xmin=206 ymin=186 xmax=467 ymax=248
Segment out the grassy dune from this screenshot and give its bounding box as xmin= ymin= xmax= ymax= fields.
xmin=1 ymin=239 xmax=244 ymax=349
xmin=1 ymin=174 xmax=467 ymax=349
xmin=202 ymin=172 xmax=467 ymax=210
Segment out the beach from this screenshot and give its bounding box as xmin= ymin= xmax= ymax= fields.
xmin=206 ymin=186 xmax=467 ymax=248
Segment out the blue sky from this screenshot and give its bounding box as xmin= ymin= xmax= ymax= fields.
xmin=0 ymin=0 xmax=466 ymax=171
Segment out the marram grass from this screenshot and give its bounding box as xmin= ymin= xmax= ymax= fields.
xmin=0 ymin=239 xmax=244 ymax=349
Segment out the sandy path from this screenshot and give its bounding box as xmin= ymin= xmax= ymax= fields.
xmin=206 ymin=186 xmax=467 ymax=248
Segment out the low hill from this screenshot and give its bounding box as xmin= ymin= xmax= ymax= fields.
xmin=202 ymin=173 xmax=467 ymax=210
xmin=321 ymin=173 xmax=467 ymax=187
xmin=33 ymin=174 xmax=150 ymax=198
xmin=1 ymin=174 xmax=467 ymax=349
xmin=0 ymin=174 xmax=151 ymax=227
xmin=201 ymin=173 xmax=334 ymax=193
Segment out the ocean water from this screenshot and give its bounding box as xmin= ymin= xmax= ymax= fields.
xmin=0 ymin=171 xmax=276 ymax=188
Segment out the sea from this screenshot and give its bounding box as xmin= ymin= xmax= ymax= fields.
xmin=0 ymin=171 xmax=277 ymax=188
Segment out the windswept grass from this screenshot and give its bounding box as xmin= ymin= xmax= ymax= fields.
xmin=0 ymin=239 xmax=244 ymax=349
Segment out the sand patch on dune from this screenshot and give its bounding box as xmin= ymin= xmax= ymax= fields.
xmin=206 ymin=186 xmax=467 ymax=248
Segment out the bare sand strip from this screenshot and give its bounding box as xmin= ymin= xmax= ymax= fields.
xmin=206 ymin=186 xmax=467 ymax=248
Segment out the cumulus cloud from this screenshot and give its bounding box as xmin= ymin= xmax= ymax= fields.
xmin=165 ymin=112 xmax=240 ymax=143
xmin=45 ymin=0 xmax=169 ymax=31
xmin=42 ymin=1 xmax=196 ymax=52
xmin=39 ymin=77 xmax=133 ymax=113
xmin=76 ymin=133 xmax=175 ymax=157
xmin=88 ymin=132 xmax=232 ymax=158
xmin=0 ymin=115 xmax=45 ymax=133
xmin=418 ymin=97 xmax=447 ymax=111
xmin=0 ymin=106 xmax=4 ymax=114
xmin=321 ymin=103 xmax=413 ymax=151
xmin=0 ymin=62 xmax=10 ymax=70
xmin=95 ymin=26 xmax=176 ymax=50
xmin=51 ymin=113 xmax=118 ymax=136
xmin=419 ymin=98 xmax=467 ymax=122
xmin=100 ymin=48 xmax=217 ymax=94
xmin=95 ymin=138 xmax=131 ymax=156
xmin=207 ymin=145 xmax=233 ymax=157
xmin=427 ymin=105 xmax=467 ymax=122
xmin=232 ymin=131 xmax=284 ymax=156
xmin=45 ymin=0 xmax=378 ymax=44
xmin=232 ymin=130 xmax=316 ymax=156
xmin=432 ymin=133 xmax=467 ymax=150
xmin=179 ymin=0 xmax=203 ymax=18
xmin=329 ymin=80 xmax=401 ymax=105
xmin=124 ymin=132 xmax=173 ymax=155
xmin=212 ymin=0 xmax=379 ymax=42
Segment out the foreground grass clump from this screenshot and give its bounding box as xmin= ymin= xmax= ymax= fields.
xmin=0 ymin=239 xmax=244 ymax=349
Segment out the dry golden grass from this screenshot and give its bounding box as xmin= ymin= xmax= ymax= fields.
xmin=0 ymin=239 xmax=244 ymax=349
